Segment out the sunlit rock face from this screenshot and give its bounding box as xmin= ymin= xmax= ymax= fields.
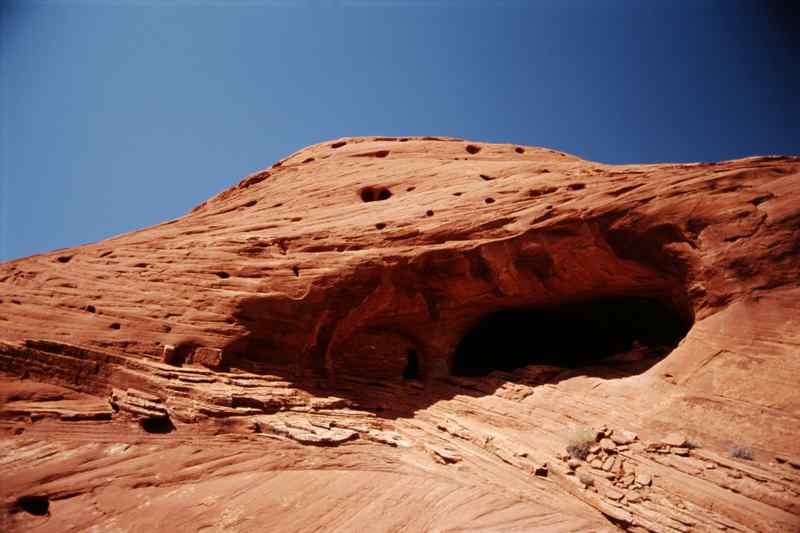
xmin=1 ymin=137 xmax=799 ymax=532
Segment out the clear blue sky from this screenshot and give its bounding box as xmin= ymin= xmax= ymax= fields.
xmin=1 ymin=0 xmax=797 ymax=261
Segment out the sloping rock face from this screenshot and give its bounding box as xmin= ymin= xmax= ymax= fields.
xmin=1 ymin=137 xmax=799 ymax=532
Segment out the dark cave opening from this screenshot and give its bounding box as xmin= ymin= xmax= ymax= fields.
xmin=451 ymin=296 xmax=692 ymax=377
xmin=403 ymin=349 xmax=420 ymax=380
xmin=140 ymin=416 xmax=176 ymax=434
xmin=14 ymin=495 xmax=50 ymax=516
xmin=163 ymin=343 xmax=196 ymax=367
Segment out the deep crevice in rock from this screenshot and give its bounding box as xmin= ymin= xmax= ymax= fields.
xmin=403 ymin=349 xmax=420 ymax=380
xmin=452 ymin=296 xmax=691 ymax=377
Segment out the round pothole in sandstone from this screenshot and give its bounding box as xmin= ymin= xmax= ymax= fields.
xmin=451 ymin=296 xmax=692 ymax=377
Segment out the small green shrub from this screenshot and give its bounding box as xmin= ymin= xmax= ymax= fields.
xmin=566 ymin=426 xmax=597 ymax=460
xmin=730 ymin=446 xmax=753 ymax=460
xmin=573 ymin=426 xmax=597 ymax=443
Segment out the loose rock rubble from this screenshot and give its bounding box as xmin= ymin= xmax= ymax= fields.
xmin=256 ymin=417 xmax=359 ymax=446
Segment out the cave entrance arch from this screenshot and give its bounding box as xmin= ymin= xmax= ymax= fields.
xmin=451 ymin=296 xmax=692 ymax=377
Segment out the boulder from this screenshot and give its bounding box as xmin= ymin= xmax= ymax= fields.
xmin=192 ymin=347 xmax=226 ymax=371
xmin=600 ymin=438 xmax=617 ymax=452
xmin=661 ymin=432 xmax=688 ymax=447
xmin=611 ymin=430 xmax=637 ymax=445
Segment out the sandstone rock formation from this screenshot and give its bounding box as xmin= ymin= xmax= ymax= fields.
xmin=1 ymin=136 xmax=798 ymax=531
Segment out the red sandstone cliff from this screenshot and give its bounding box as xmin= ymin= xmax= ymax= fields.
xmin=1 ymin=137 xmax=798 ymax=532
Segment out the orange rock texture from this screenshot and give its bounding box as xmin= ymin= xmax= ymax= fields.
xmin=1 ymin=136 xmax=799 ymax=531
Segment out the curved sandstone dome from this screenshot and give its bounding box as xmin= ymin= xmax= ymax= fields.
xmin=1 ymin=137 xmax=799 ymax=531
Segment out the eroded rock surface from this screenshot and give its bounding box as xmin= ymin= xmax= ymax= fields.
xmin=1 ymin=137 xmax=799 ymax=531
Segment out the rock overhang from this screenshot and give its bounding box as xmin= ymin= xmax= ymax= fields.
xmin=223 ymin=220 xmax=696 ymax=382
xmin=0 ymin=136 xmax=797 ymax=386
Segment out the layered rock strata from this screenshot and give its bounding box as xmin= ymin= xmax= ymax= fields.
xmin=1 ymin=137 xmax=798 ymax=532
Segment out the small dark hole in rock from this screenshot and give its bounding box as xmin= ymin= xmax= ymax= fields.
xmin=485 ymin=197 xmax=495 ymax=204
xmin=331 ymin=141 xmax=347 ymax=149
xmin=406 ymin=186 xmax=416 ymax=192
xmin=529 ymin=186 xmax=558 ymax=197
xmin=292 ymin=266 xmax=300 ymax=277
xmin=85 ymin=305 xmax=96 ymax=313
xmin=140 ymin=417 xmax=175 ymax=434
xmin=239 ymin=173 xmax=269 ymax=189
xmin=750 ymin=194 xmax=773 ymax=206
xmin=291 ymin=217 xmax=302 ymax=222
xmin=686 ymin=218 xmax=709 ymax=236
xmin=426 ymin=210 xmax=434 ymax=217
xmin=403 ymin=349 xmax=420 ymax=380
xmin=360 ymin=186 xmax=392 ymax=202
xmin=375 ymin=223 xmax=387 ymax=230
xmin=302 ymin=157 xmax=315 ymax=163
xmin=14 ymin=495 xmax=49 ymax=516
xmin=567 ymin=183 xmax=586 ymax=191
xmin=453 ymin=192 xmax=463 ymax=196
xmin=515 ymin=147 xmax=525 ymax=154
xmin=109 ymin=322 xmax=121 ymax=330
xmin=243 ymin=200 xmax=258 ymax=208
xmin=168 ymin=343 xmax=195 ymax=365
xmin=465 ymin=144 xmax=481 ymax=155
xmin=215 ymin=272 xmax=230 ymax=279
xmin=272 ymin=203 xmax=284 ymax=208
xmin=56 ymin=255 xmax=73 ymax=263
xmin=480 ymin=174 xmax=494 ymax=181
xmin=374 ymin=150 xmax=390 ymax=158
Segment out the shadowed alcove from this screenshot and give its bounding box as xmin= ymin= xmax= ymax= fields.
xmin=13 ymin=496 xmax=50 ymax=516
xmin=451 ymin=296 xmax=692 ymax=377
